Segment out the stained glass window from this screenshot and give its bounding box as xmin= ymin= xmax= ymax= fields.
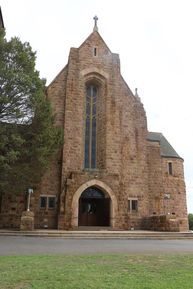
xmin=84 ymin=85 xmax=97 ymax=169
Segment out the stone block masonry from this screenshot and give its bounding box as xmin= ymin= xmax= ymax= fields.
xmin=0 ymin=22 xmax=188 ymax=232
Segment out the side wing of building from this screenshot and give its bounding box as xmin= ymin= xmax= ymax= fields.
xmin=147 ymin=132 xmax=188 ymax=231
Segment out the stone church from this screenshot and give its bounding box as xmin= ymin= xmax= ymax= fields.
xmin=0 ymin=16 xmax=188 ymax=231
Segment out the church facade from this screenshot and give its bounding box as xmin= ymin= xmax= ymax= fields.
xmin=0 ymin=19 xmax=188 ymax=231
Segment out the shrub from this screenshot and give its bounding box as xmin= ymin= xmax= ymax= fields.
xmin=188 ymin=213 xmax=193 ymax=230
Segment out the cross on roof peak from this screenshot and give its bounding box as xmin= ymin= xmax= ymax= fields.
xmin=93 ymin=15 xmax=98 ymax=32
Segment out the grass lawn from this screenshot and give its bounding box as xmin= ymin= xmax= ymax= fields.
xmin=0 ymin=254 xmax=193 ymax=289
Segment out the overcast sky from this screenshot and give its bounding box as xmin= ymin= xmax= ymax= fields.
xmin=1 ymin=0 xmax=193 ymax=212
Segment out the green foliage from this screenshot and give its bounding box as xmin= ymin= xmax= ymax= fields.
xmin=188 ymin=213 xmax=193 ymax=230
xmin=0 ymin=28 xmax=41 ymax=123
xmin=0 ymin=28 xmax=62 ymax=194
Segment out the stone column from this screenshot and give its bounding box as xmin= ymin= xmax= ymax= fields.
xmin=20 ymin=211 xmax=34 ymax=231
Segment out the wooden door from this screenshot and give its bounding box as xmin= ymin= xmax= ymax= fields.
xmin=78 ymin=198 xmax=110 ymax=226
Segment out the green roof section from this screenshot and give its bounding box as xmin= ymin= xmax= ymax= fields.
xmin=147 ymin=132 xmax=182 ymax=159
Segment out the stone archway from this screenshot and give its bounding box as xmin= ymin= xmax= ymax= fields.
xmin=71 ymin=179 xmax=118 ymax=228
xmin=78 ymin=187 xmax=110 ymax=226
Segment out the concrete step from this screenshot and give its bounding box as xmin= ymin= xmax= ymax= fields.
xmin=0 ymin=230 xmax=193 ymax=239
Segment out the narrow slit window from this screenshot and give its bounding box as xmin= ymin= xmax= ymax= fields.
xmin=93 ymin=47 xmax=97 ymax=56
xmin=168 ymin=162 xmax=173 ymax=175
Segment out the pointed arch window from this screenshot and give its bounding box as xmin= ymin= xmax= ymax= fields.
xmin=84 ymin=85 xmax=97 ymax=169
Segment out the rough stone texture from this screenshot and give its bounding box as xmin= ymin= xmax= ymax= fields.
xmin=0 ymin=194 xmax=26 ymax=228
xmin=142 ymin=215 xmax=179 ymax=232
xmin=0 ymin=30 xmax=188 ymax=231
xmin=20 ymin=211 xmax=34 ymax=231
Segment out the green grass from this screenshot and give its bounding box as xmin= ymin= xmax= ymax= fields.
xmin=0 ymin=254 xmax=193 ymax=289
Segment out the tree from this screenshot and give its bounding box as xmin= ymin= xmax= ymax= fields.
xmin=188 ymin=214 xmax=193 ymax=230
xmin=0 ymin=28 xmax=62 ymax=194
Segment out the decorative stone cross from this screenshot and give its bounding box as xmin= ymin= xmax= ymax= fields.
xmin=93 ymin=15 xmax=98 ymax=32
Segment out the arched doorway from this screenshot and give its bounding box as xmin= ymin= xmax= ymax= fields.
xmin=78 ymin=186 xmax=110 ymax=226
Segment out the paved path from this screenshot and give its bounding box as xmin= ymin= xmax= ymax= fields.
xmin=0 ymin=236 xmax=193 ymax=255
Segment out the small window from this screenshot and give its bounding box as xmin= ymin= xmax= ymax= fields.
xmin=48 ymin=197 xmax=56 ymax=209
xmin=0 ymin=194 xmax=2 ymax=213
xmin=128 ymin=199 xmax=138 ymax=213
xmin=168 ymin=162 xmax=173 ymax=175
xmin=40 ymin=196 xmax=47 ymax=208
xmin=93 ymin=47 xmax=97 ymax=56
xmin=132 ymin=200 xmax=138 ymax=211
xmin=40 ymin=196 xmax=56 ymax=210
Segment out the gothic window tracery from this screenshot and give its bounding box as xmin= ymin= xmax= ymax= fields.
xmin=84 ymin=84 xmax=97 ymax=169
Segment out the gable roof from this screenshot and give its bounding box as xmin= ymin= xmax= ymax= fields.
xmin=78 ymin=30 xmax=111 ymax=53
xmin=147 ymin=132 xmax=182 ymax=159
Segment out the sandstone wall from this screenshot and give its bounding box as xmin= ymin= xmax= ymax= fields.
xmin=0 ymin=31 xmax=188 ymax=231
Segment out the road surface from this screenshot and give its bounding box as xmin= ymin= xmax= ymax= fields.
xmin=0 ymin=236 xmax=193 ymax=255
